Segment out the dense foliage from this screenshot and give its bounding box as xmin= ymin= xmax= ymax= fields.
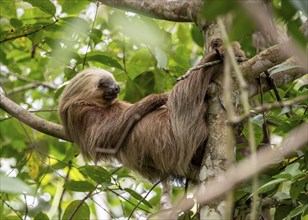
xmin=0 ymin=0 xmax=307 ymax=219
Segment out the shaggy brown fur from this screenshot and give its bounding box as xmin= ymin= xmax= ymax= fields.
xmin=58 ymin=44 xmax=245 ymax=182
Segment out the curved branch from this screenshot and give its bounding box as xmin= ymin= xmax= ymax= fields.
xmin=239 ymin=42 xmax=307 ymax=97
xmin=0 ymin=94 xmax=67 ymax=141
xmin=2 ymin=71 xmax=58 ymax=90
xmin=98 ymin=0 xmax=203 ymax=22
xmin=240 ymin=43 xmax=291 ymax=79
xmin=198 ymin=122 xmax=308 ymax=204
xmin=7 ymin=84 xmax=41 ymax=96
xmin=158 ymin=123 xmax=308 ymax=217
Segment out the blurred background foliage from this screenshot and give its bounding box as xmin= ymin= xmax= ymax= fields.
xmin=0 ymin=0 xmax=307 ymax=219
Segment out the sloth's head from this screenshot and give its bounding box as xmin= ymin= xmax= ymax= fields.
xmin=60 ymin=68 xmax=120 ymax=107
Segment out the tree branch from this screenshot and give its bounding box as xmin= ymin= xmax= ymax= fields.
xmin=7 ymin=84 xmax=41 ymax=96
xmin=2 ymin=71 xmax=57 ymax=90
xmin=158 ymin=123 xmax=308 ymax=216
xmin=228 ymin=95 xmax=308 ymax=125
xmin=239 ymin=43 xmax=307 ymax=97
xmin=0 ymin=94 xmax=67 ymax=141
xmin=98 ymin=0 xmax=203 ymax=22
xmin=198 ymin=122 xmax=308 ymax=204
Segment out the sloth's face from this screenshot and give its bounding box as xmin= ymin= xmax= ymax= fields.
xmin=97 ymin=78 xmax=120 ymax=101
xmin=64 ymin=69 xmax=120 ymax=105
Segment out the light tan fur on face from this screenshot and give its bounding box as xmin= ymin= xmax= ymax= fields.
xmin=60 ymin=68 xmax=117 ymax=108
xmin=58 ymin=45 xmax=245 ymax=182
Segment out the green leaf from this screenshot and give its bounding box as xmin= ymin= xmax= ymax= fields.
xmin=0 ymin=175 xmax=33 ymax=194
xmin=4 ymin=216 xmax=21 ymax=220
xmin=0 ymin=24 xmax=45 ymax=43
xmin=154 ymin=47 xmax=168 ymax=69
xmin=274 ymin=119 xmax=302 ymax=135
xmin=202 ymin=0 xmax=237 ymax=20
xmin=270 ymin=65 xmax=301 ymax=76
xmin=287 ymin=17 xmax=307 ymax=46
xmin=290 ymin=178 xmax=307 ymax=200
xmin=86 ymin=52 xmax=123 ymax=70
xmin=91 ymin=28 xmax=103 ymax=45
xmin=256 ymin=178 xmax=286 ymax=193
xmin=64 ymin=67 xmax=78 ymax=80
xmin=61 ymin=145 xmax=80 ymax=163
xmin=124 ymin=188 xmax=153 ymax=208
xmin=63 ymin=181 xmax=96 ymax=192
xmin=79 ymin=165 xmax=112 ymax=185
xmin=55 ymin=85 xmax=66 ymax=101
xmin=24 ymin=0 xmax=56 ymax=16
xmin=10 ymin=18 xmax=23 ymax=28
xmin=279 ymin=0 xmax=297 ymax=21
xmin=34 ymin=212 xmax=49 ymax=220
xmin=0 ymin=1 xmax=16 ymax=18
xmin=272 ymin=173 xmax=293 ymax=180
xmin=285 ymin=162 xmax=303 ymax=178
xmin=305 ymin=152 xmax=308 ymax=170
xmin=286 ymin=204 xmax=308 ymax=219
xmin=229 ymin=11 xmax=255 ymax=42
xmin=126 ymin=48 xmax=153 ymax=79
xmin=289 ymin=0 xmax=308 ymax=16
xmin=191 ymin=25 xmax=204 ymax=48
xmin=273 ymin=163 xmax=304 ymax=181
xmin=250 ymin=114 xmax=265 ymax=127
xmin=242 ymin=121 xmax=264 ymax=146
xmin=62 ymin=200 xmax=90 ymax=220
xmin=58 ymin=0 xmax=89 ymax=14
xmin=124 ymin=71 xmax=155 ymax=102
xmin=177 ymin=24 xmax=189 ymax=43
xmin=112 ymin=14 xmax=170 ymax=48
xmin=61 ymin=17 xmax=90 ymax=36
xmin=275 ymin=205 xmax=292 ymax=220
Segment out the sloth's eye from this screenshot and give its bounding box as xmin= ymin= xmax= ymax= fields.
xmin=98 ymin=80 xmax=107 ymax=88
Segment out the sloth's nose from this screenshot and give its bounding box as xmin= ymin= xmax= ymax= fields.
xmin=112 ymin=83 xmax=120 ymax=94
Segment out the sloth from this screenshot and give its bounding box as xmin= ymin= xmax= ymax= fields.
xmin=58 ymin=44 xmax=245 ymax=182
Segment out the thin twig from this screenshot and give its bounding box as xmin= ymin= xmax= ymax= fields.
xmin=68 ymin=187 xmax=97 ymax=220
xmin=228 ymin=95 xmax=307 ymax=125
xmin=0 ymin=109 xmax=57 ymax=122
xmin=6 ymin=84 xmax=39 ymax=96
xmin=177 ymin=57 xmax=247 ymax=81
xmin=176 ymin=60 xmax=222 ymax=81
xmin=82 ymin=2 xmax=100 ymax=69
xmin=1 ymin=197 xmax=23 ymax=219
xmin=2 ymin=71 xmax=57 ymax=90
xmin=158 ymin=123 xmax=307 ymax=216
xmin=23 ymin=194 xmax=28 ymax=220
xmin=222 ymin=46 xmax=236 ymax=220
xmin=258 ymin=76 xmax=271 ymax=146
xmin=161 ymin=179 xmax=172 ymax=209
xmin=128 ymin=179 xmax=163 ymax=219
xmin=88 ymin=194 xmax=115 ymax=219
xmin=217 ymin=18 xmax=259 ymax=219
xmin=0 ymin=19 xmax=59 ymax=43
xmin=106 ymin=187 xmax=151 ymax=213
xmin=265 ymin=71 xmax=292 ymax=118
xmin=58 ymin=162 xmax=72 ymax=219
xmin=122 ymin=34 xmax=127 ymax=73
xmin=0 ymin=94 xmax=66 ymax=140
